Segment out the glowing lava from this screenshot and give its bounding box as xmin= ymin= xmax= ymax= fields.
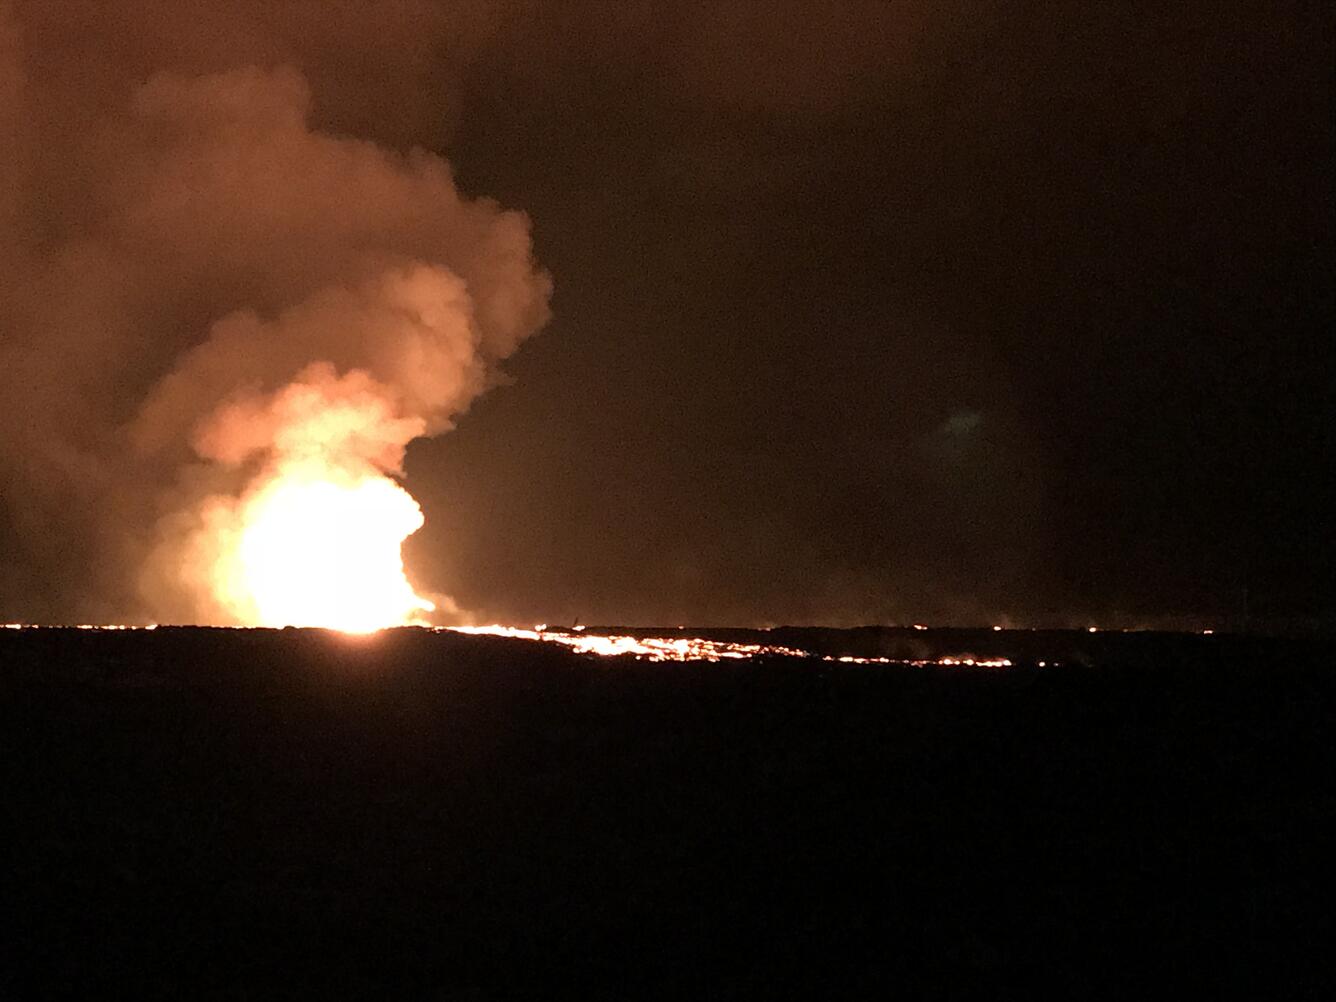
xmin=449 ymin=626 xmax=1014 ymax=667
xmin=210 ymin=458 xmax=434 ymax=633
xmin=451 ymin=625 xmax=811 ymax=661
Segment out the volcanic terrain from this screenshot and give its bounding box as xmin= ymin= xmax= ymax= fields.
xmin=2 ymin=625 xmax=1329 ymax=997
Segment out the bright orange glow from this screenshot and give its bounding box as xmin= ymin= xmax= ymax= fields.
xmin=5 ymin=620 xmax=1017 ymax=667
xmin=211 ymin=458 xmax=434 ymax=633
xmin=449 ymin=625 xmax=1013 ymax=667
xmin=450 ymin=625 xmax=808 ymax=661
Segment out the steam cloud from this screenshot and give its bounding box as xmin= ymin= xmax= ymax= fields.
xmin=0 ymin=2 xmax=551 ymax=623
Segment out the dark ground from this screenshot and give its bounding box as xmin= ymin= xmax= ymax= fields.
xmin=2 ymin=626 xmax=1332 ymax=998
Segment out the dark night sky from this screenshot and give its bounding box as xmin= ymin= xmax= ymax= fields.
xmin=1 ymin=1 xmax=1332 ymax=628
xmin=406 ymin=2 xmax=1333 ymax=627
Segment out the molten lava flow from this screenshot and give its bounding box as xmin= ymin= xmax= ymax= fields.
xmin=449 ymin=626 xmax=1015 ymax=667
xmin=211 ymin=457 xmax=434 ymax=633
xmin=450 ymin=625 xmax=811 ymax=661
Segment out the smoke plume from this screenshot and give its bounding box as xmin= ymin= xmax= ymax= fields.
xmin=0 ymin=2 xmax=551 ymax=623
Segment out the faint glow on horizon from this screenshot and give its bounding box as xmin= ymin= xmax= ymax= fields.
xmin=826 ymin=653 xmax=1012 ymax=668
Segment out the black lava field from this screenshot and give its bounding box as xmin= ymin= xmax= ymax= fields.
xmin=2 ymin=626 xmax=1330 ymax=998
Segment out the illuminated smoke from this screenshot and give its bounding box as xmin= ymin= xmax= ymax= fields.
xmin=168 ymin=364 xmax=437 ymax=631
xmin=126 ymin=71 xmax=553 ymax=627
xmin=0 ymin=6 xmax=550 ymax=625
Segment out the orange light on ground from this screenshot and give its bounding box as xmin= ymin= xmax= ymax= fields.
xmin=450 ymin=626 xmax=1013 ymax=667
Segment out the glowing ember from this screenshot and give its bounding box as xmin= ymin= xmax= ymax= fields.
xmin=209 ymin=458 xmax=434 ymax=633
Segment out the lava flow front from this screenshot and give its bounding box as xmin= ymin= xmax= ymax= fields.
xmin=450 ymin=626 xmax=1013 ymax=667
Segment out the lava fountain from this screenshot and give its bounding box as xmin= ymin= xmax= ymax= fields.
xmin=170 ymin=364 xmax=439 ymax=632
xmin=215 ymin=458 xmax=434 ymax=633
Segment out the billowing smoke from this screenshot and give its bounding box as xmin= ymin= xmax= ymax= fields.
xmin=0 ymin=2 xmax=550 ymax=624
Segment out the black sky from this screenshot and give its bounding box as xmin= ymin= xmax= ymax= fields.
xmin=2 ymin=0 xmax=1332 ymax=628
xmin=398 ymin=1 xmax=1333 ymax=628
